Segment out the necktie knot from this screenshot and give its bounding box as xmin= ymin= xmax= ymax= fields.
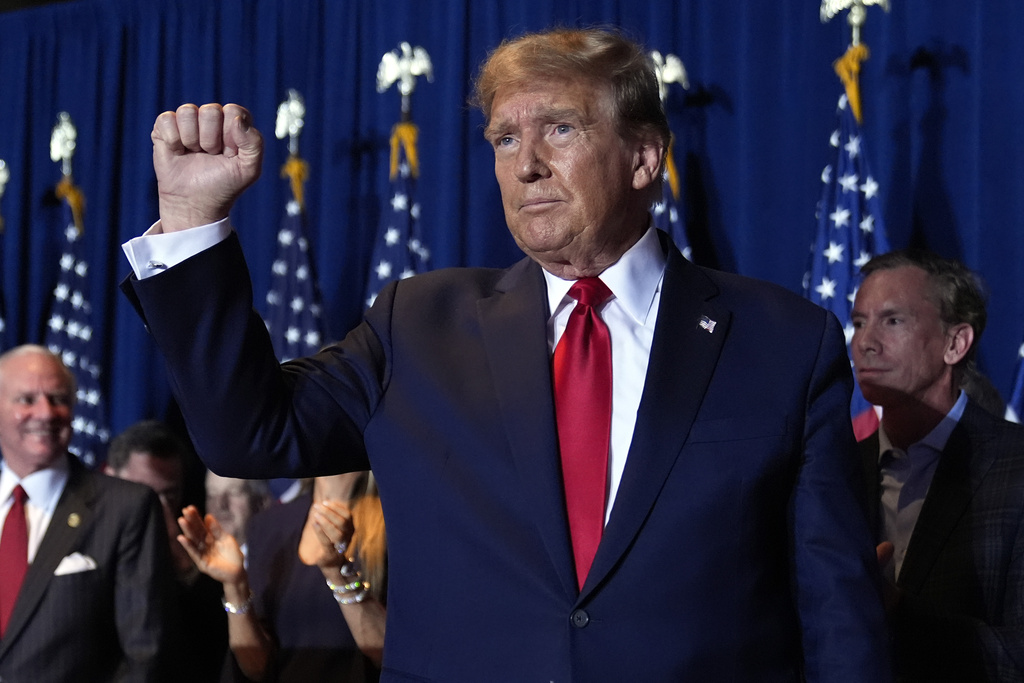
xmin=12 ymin=485 xmax=27 ymax=506
xmin=568 ymin=277 xmax=612 ymax=309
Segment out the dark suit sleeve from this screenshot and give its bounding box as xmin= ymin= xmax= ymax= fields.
xmin=790 ymin=311 xmax=893 ymax=682
xmin=121 ymin=232 xmax=380 ymax=478
xmin=113 ymin=486 xmax=176 ymax=682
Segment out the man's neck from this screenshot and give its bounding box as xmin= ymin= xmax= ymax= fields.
xmin=880 ymin=389 xmax=959 ymax=451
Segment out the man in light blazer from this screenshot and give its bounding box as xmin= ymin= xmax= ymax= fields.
xmin=122 ymin=28 xmax=890 ymax=681
xmin=852 ymin=250 xmax=1024 ymax=681
xmin=0 ymin=345 xmax=172 ymax=681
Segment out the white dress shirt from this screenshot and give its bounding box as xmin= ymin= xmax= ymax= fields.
xmin=877 ymin=390 xmax=967 ymax=581
xmin=0 ymin=458 xmax=70 ymax=563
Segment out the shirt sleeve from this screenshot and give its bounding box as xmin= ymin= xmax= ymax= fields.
xmin=121 ymin=218 xmax=232 ymax=280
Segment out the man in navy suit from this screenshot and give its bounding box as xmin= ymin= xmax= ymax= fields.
xmin=852 ymin=250 xmax=1024 ymax=681
xmin=122 ymin=28 xmax=890 ymax=681
xmin=0 ymin=345 xmax=172 ymax=681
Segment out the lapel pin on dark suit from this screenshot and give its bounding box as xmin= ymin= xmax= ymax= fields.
xmin=67 ymin=513 xmax=80 ymax=528
xmin=698 ymin=315 xmax=717 ymax=333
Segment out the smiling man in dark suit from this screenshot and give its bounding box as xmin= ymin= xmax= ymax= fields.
xmin=852 ymin=250 xmax=1024 ymax=681
xmin=0 ymin=345 xmax=172 ymax=681
xmin=121 ymin=28 xmax=890 ymax=682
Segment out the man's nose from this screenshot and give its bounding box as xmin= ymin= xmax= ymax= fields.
xmin=853 ymin=322 xmax=878 ymax=356
xmin=514 ymin=136 xmax=550 ymax=182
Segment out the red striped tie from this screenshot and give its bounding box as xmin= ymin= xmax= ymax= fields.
xmin=553 ymin=277 xmax=613 ymax=589
xmin=0 ymin=485 xmax=29 ymax=636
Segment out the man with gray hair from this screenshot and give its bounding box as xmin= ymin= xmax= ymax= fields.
xmin=0 ymin=345 xmax=171 ymax=680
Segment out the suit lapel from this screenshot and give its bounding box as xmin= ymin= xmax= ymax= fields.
xmin=898 ymin=402 xmax=996 ymax=593
xmin=0 ymin=457 xmax=95 ymax=655
xmin=478 ymin=258 xmax=578 ymax=600
xmin=584 ymin=243 xmax=728 ymax=595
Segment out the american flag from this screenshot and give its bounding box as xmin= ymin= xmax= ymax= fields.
xmin=1006 ymin=340 xmax=1024 ymax=423
xmin=651 ymin=146 xmax=692 ymax=261
xmin=44 ymin=179 xmax=109 ymax=467
xmin=804 ymin=60 xmax=890 ymax=441
xmin=364 ymin=122 xmax=430 ymax=308
xmin=263 ymin=185 xmax=326 ymax=363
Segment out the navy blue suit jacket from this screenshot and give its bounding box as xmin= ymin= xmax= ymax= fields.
xmin=125 ymin=230 xmax=890 ymax=682
xmin=861 ymin=400 xmax=1024 ymax=681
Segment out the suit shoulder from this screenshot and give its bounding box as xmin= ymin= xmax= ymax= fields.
xmin=85 ymin=469 xmax=162 ymax=509
xmin=394 ymin=263 xmax=516 ymax=298
xmin=691 ymin=265 xmax=833 ymax=338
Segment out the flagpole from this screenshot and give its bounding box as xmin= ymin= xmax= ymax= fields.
xmin=45 ymin=112 xmax=109 ymax=466
xmin=649 ymin=50 xmax=692 ymax=261
xmin=0 ymin=158 xmax=8 ymax=350
xmin=811 ymin=0 xmax=893 ymax=441
xmin=0 ymin=158 xmax=8 ymax=235
xmin=365 ymin=43 xmax=434 ymax=308
xmin=821 ymin=0 xmax=891 ymax=48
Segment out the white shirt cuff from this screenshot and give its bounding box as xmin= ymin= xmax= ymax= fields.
xmin=122 ymin=218 xmax=232 ymax=280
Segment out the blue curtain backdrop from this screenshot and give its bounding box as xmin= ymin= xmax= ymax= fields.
xmin=0 ymin=0 xmax=1021 ymax=439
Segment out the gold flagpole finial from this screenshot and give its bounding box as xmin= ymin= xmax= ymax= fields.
xmin=276 ymin=89 xmax=309 ymax=208
xmin=821 ymin=1 xmax=890 ymax=124
xmin=50 ymin=112 xmax=85 ymax=235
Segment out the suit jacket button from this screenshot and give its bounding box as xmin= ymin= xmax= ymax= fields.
xmin=570 ymin=609 xmax=589 ymax=628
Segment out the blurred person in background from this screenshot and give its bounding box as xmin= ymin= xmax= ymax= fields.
xmin=179 ymin=471 xmax=386 ymax=682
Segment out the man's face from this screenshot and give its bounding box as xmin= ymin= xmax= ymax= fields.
xmin=109 ymin=450 xmax=193 ymax=577
xmin=112 ymin=452 xmax=184 ymax=523
xmin=206 ymin=472 xmax=260 ymax=542
xmin=485 ymin=77 xmax=660 ymax=279
xmin=0 ymin=352 xmax=74 ymax=477
xmin=851 ymin=266 xmax=961 ymax=411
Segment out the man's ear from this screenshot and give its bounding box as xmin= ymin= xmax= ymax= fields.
xmin=944 ymin=322 xmax=975 ymax=366
xmin=632 ymin=140 xmax=664 ymax=191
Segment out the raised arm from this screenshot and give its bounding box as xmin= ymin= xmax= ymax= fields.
xmin=178 ymin=506 xmax=274 ymax=681
xmin=151 ymin=103 xmax=263 ymax=232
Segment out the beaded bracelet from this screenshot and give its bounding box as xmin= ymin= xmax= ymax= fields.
xmin=325 ymin=577 xmax=371 ymax=605
xmin=221 ymin=592 xmax=254 ymax=615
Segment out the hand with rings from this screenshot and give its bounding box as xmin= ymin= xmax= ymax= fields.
xmin=309 ymin=500 xmax=355 ymax=570
xmin=177 ymin=505 xmax=246 ymax=584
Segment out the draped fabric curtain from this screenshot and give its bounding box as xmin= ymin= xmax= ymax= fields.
xmin=0 ymin=0 xmax=1021 ymax=440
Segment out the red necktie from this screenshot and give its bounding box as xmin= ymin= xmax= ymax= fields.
xmin=553 ymin=277 xmax=613 ymax=589
xmin=0 ymin=485 xmax=29 ymax=637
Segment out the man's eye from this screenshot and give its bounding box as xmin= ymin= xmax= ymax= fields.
xmin=554 ymin=124 xmax=573 ymax=135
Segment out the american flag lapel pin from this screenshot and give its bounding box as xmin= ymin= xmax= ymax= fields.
xmin=698 ymin=315 xmax=716 ymax=333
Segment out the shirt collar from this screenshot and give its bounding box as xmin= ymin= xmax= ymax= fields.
xmin=543 ymin=224 xmax=667 ymax=323
xmin=0 ymin=455 xmax=70 ymax=514
xmin=877 ymin=390 xmax=968 ymax=462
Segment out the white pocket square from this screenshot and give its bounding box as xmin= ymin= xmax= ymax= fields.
xmin=53 ymin=552 xmax=97 ymax=576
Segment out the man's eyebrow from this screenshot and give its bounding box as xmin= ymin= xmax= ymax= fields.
xmin=486 ymin=106 xmax=587 ymax=135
